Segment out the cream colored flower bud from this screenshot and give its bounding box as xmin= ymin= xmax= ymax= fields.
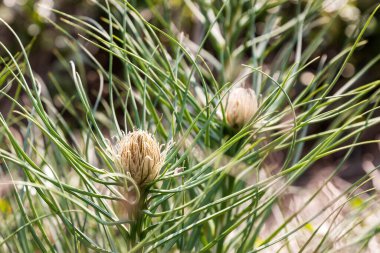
xmin=224 ymin=87 xmax=258 ymax=128
xmin=115 ymin=130 xmax=167 ymax=187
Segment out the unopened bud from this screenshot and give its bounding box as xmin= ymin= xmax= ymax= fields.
xmin=114 ymin=130 xmax=168 ymax=187
xmin=224 ymin=87 xmax=258 ymax=128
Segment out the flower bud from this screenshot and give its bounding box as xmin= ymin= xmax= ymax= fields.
xmin=224 ymin=87 xmax=258 ymax=128
xmin=115 ymin=130 xmax=166 ymax=187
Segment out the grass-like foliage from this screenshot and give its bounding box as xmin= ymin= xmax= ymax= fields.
xmin=1 ymin=0 xmax=380 ymax=252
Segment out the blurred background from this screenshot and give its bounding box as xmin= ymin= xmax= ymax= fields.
xmin=1 ymin=0 xmax=379 ymax=81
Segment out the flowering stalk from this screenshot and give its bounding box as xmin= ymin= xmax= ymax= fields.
xmin=108 ymin=130 xmax=171 ymax=249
